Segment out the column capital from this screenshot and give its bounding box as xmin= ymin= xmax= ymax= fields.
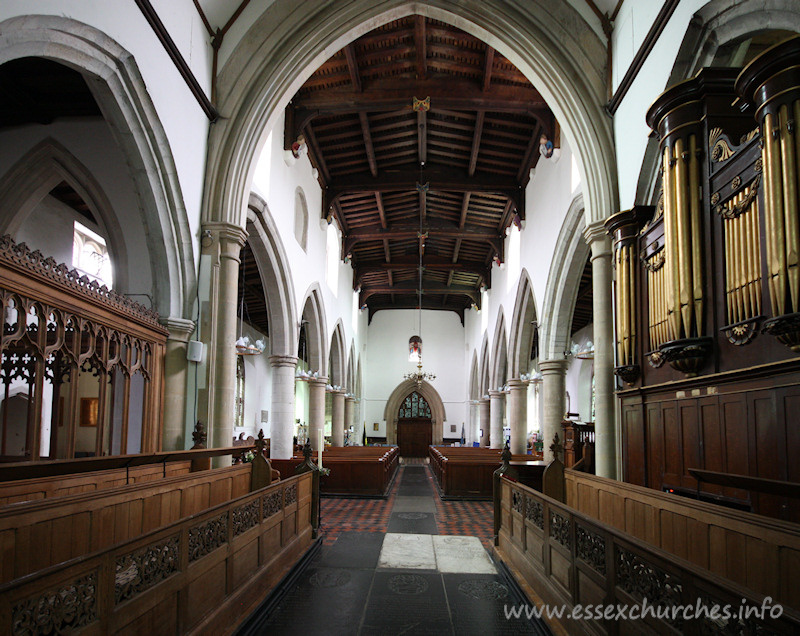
xmin=345 ymin=395 xmax=357 ymax=403
xmin=269 ymin=354 xmax=298 ymax=368
xmin=202 ymin=221 xmax=248 ymax=246
xmin=507 ymin=378 xmax=528 ymax=390
xmin=308 ymin=377 xmax=329 ymax=388
xmin=160 ymin=316 xmax=195 ymax=341
xmin=539 ymin=358 xmax=569 ymax=375
xmin=479 ymin=397 xmax=490 ymax=406
xmin=583 ymin=220 xmax=612 ymax=258
xmin=487 ymin=389 xmax=505 ymax=399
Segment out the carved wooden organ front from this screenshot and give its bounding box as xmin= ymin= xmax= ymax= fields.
xmin=0 ymin=235 xmax=167 ymax=461
xmin=606 ymin=37 xmax=800 ymax=518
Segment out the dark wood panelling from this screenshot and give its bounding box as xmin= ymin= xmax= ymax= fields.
xmin=699 ymin=397 xmax=723 ymax=495
xmin=621 ymin=403 xmax=645 ymax=485
xmin=645 ymin=403 xmax=663 ymax=490
xmin=720 ymin=394 xmax=748 ymax=501
xmin=621 ymin=370 xmax=800 ymax=521
xmin=662 ymin=404 xmax=680 ymax=487
xmin=679 ymin=401 xmax=699 ymax=489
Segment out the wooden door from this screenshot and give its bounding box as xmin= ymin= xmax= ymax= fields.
xmin=397 ymin=418 xmax=432 ymax=457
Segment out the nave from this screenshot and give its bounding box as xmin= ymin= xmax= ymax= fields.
xmin=239 ymin=463 xmax=551 ymax=635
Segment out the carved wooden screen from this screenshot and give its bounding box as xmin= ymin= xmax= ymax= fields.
xmin=0 ymin=235 xmax=167 ymax=460
xmin=398 ymin=392 xmax=431 ymax=419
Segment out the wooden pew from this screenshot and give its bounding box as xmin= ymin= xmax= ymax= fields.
xmin=564 ymin=468 xmax=800 ymax=611
xmin=270 ymin=446 xmax=399 ymax=497
xmin=429 ymin=446 xmax=542 ymax=499
xmin=0 ymin=463 xmax=259 ymax=583
xmin=0 ymin=472 xmax=314 ymax=635
xmin=0 ymin=446 xmax=252 ymax=505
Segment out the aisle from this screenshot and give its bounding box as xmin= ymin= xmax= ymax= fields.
xmin=240 ymin=464 xmax=551 ymax=635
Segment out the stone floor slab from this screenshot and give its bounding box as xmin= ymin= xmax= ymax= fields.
xmin=378 ymin=533 xmax=436 ymax=570
xmin=391 ymin=496 xmax=437 ymax=513
xmin=433 ymin=535 xmax=497 ymax=574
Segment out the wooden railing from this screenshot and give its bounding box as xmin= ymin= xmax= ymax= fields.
xmin=0 ymin=463 xmax=257 ymax=583
xmin=0 ymin=472 xmax=313 ymax=635
xmin=564 ymin=469 xmax=800 ymax=612
xmin=497 ymin=476 xmax=800 ymax=634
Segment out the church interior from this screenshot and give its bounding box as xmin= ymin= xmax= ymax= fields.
xmin=1 ymin=1 xmax=800 ymax=634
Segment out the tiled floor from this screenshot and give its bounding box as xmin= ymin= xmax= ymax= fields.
xmin=321 ymin=463 xmax=495 ymax=549
xmin=243 ymin=464 xmax=550 ymax=635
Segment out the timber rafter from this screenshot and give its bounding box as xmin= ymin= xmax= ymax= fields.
xmin=284 ymin=15 xmax=557 ymax=314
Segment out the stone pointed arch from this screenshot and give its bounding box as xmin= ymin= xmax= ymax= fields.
xmin=637 ymin=1 xmax=800 ymax=205
xmin=383 ymin=379 xmax=447 ymax=446
xmin=478 ymin=332 xmax=491 ymax=397
xmin=346 ymin=341 xmax=356 ymax=393
xmin=508 ymin=269 xmax=539 ymax=379
xmin=540 ymin=194 xmax=589 ymax=360
xmin=205 ymin=0 xmax=616 ymax=242
xmin=0 ymin=15 xmax=195 ymax=319
xmin=300 ymin=284 xmax=328 ymax=376
xmin=245 ymin=193 xmax=297 ymax=356
xmin=490 ymin=307 xmax=508 ymax=391
xmin=0 ymin=137 xmax=129 ymax=294
xmin=328 ymin=320 xmax=347 ymax=387
xmin=469 ymin=350 xmax=479 ymax=401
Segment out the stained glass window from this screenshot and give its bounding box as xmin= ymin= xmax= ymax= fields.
xmin=398 ymin=391 xmax=431 ymax=419
xmin=408 ymin=335 xmax=421 ymax=362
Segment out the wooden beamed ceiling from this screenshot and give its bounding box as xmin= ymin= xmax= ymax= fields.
xmin=285 ymin=16 xmax=557 ymax=320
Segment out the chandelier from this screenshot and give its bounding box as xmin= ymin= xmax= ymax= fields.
xmin=405 ymin=360 xmax=436 ymax=387
xmin=404 ymin=170 xmax=436 ymax=388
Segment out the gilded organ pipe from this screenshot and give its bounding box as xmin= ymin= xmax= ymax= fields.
xmin=738 ymin=38 xmax=800 ymax=350
xmin=605 ymin=207 xmax=649 ymax=385
xmin=780 ymin=104 xmax=799 ymax=312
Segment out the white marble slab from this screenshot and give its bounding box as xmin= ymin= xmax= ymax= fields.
xmin=378 ymin=533 xmax=436 ymax=570
xmin=432 ymin=535 xmax=497 ymax=574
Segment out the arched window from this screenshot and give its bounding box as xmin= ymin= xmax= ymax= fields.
xmin=235 ymin=356 xmax=245 ymax=428
xmin=73 ymin=221 xmax=112 ymax=287
xmin=408 ymin=335 xmax=421 ymax=362
xmin=398 ymin=392 xmax=431 ymax=419
xmin=294 ymin=187 xmax=308 ymax=251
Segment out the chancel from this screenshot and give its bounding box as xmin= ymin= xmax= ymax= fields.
xmin=1 ymin=2 xmax=800 ymax=634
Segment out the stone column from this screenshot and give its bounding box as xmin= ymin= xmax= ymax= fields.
xmin=160 ymin=317 xmax=195 ymax=450
xmin=469 ymin=400 xmax=480 ymax=446
xmin=344 ymin=395 xmax=356 ymax=445
xmin=308 ymin=377 xmax=327 ymax=450
xmin=269 ymin=355 xmax=297 ymax=459
xmin=488 ymin=389 xmax=504 ymax=449
xmin=331 ymin=390 xmax=345 ymax=446
xmin=199 ymin=222 xmax=247 ymax=464
xmin=585 ymin=221 xmax=616 ymax=479
xmin=507 ymin=379 xmax=528 ymax=455
xmin=539 ymin=359 xmax=568 ymax=462
xmin=479 ymin=398 xmax=490 ymax=447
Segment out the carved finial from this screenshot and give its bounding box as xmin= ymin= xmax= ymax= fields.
xmin=501 ymin=440 xmax=512 ymax=466
xmin=191 ymin=421 xmax=207 ymax=449
xmin=302 ymin=440 xmax=312 ymax=461
xmin=550 ymin=433 xmax=563 ymax=460
xmin=255 ymin=429 xmax=266 ymax=455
